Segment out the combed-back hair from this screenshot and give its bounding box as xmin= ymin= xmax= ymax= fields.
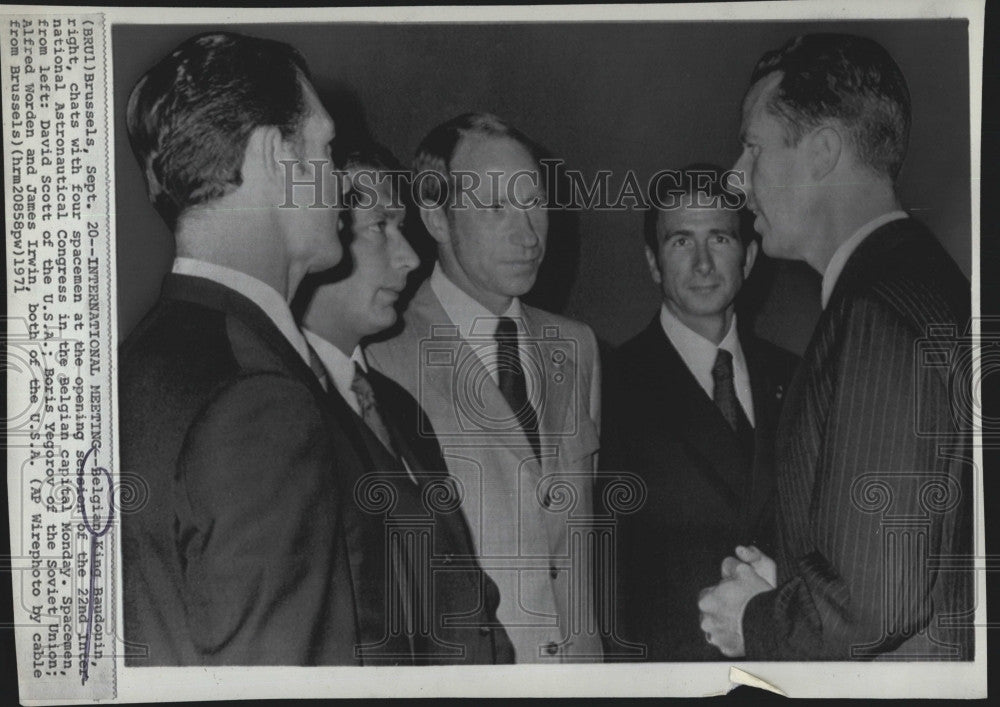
xmin=750 ymin=33 xmax=911 ymax=180
xmin=126 ymin=31 xmax=310 ymax=229
xmin=336 ymin=140 xmax=406 ymax=227
xmin=411 ymin=112 xmax=542 ymax=210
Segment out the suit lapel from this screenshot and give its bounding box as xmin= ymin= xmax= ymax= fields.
xmin=522 ymin=307 xmax=575 ymax=473
xmin=408 ymin=282 xmax=544 ymax=474
xmin=368 ymin=368 xmax=480 ymax=548
xmin=637 ymin=320 xmax=750 ymax=502
xmin=162 ymin=274 xmax=326 ymax=400
xmin=162 ymin=273 xmax=404 ymax=659
xmin=366 ymin=370 xmax=431 ymax=480
xmin=826 ymin=217 xmax=916 ymax=312
xmin=742 ymin=336 xmax=783 ymax=535
xmin=776 ymin=219 xmax=916 ymax=475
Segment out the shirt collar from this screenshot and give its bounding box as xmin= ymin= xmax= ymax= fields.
xmin=821 ymin=210 xmax=909 ymax=309
xmin=659 ymin=303 xmax=743 ymax=369
xmin=172 ymin=257 xmax=311 ymax=365
xmin=429 ymin=261 xmax=523 ymax=337
xmin=301 ymin=328 xmax=367 ymax=411
xmin=658 ymin=304 xmax=754 ymax=425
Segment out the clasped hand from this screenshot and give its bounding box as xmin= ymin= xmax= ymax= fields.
xmin=698 ymin=545 xmax=776 ymax=657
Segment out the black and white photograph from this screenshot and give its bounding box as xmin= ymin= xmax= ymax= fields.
xmin=2 ymin=1 xmax=988 ymax=701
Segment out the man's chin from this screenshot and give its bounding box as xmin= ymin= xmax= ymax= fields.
xmin=501 ymin=275 xmax=538 ymax=298
xmin=312 ymin=249 xmax=345 ymax=273
xmin=759 ymin=236 xmax=785 ymax=259
xmin=758 ymin=227 xmax=798 ymax=259
xmin=682 ymin=291 xmax=731 ymax=313
xmin=366 ymin=309 xmax=397 ymax=334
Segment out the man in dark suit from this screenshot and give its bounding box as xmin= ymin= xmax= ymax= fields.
xmin=120 ymin=33 xmax=448 ymax=666
xmin=699 ymin=33 xmax=973 ymax=661
xmin=600 ymin=165 xmax=798 ymax=661
xmin=297 ymin=144 xmax=514 ymax=663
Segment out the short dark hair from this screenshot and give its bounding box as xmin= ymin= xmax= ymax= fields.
xmin=337 ymin=141 xmax=406 ymax=229
xmin=126 ymin=31 xmax=311 ymax=229
xmin=412 ymin=112 xmax=542 ymax=210
xmin=643 ymin=164 xmax=753 ymax=251
xmin=750 ymin=33 xmax=911 ymax=180
xmin=336 ymin=141 xmax=404 ymax=177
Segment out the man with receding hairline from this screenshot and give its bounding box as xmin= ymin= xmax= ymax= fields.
xmin=698 ymin=33 xmax=972 ymax=661
xmin=367 ymin=113 xmax=604 ymax=662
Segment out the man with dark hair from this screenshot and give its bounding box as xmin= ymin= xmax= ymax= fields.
xmin=367 ymin=113 xmax=604 ymax=662
xmin=601 ymin=165 xmax=797 ymax=661
xmin=297 ymin=145 xmax=515 ymax=663
xmin=120 ymin=32 xmax=372 ymax=665
xmin=699 ymin=33 xmax=972 ymax=661
xmin=126 ymin=32 xmax=318 ymax=230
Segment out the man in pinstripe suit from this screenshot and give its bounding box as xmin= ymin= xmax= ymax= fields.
xmin=698 ymin=33 xmax=973 ymax=660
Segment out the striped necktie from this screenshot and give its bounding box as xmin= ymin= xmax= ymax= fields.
xmin=350 ymin=362 xmax=396 ymax=456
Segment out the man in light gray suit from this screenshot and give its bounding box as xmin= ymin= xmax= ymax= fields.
xmin=367 ymin=113 xmax=603 ymax=662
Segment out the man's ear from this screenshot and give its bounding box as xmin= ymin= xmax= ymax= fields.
xmin=645 ymin=245 xmax=663 ymax=285
xmin=807 ymin=124 xmax=842 ymax=181
xmin=421 ymin=206 xmax=451 ymax=245
xmin=243 ymin=124 xmax=293 ymax=188
xmin=742 ymin=239 xmax=759 ymax=280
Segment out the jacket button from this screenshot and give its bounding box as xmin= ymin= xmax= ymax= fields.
xmin=479 ymin=626 xmax=491 ymax=636
xmin=545 ymin=642 xmax=559 ymax=656
xmin=549 ymin=566 xmax=558 ymax=580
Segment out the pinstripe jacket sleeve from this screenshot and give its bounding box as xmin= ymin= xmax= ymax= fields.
xmin=741 ymin=219 xmax=973 ymax=660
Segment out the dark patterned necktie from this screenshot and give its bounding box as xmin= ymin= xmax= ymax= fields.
xmin=495 ymin=317 xmax=541 ymax=459
xmin=711 ymin=348 xmax=750 ymax=433
xmin=350 ymin=363 xmax=396 ymax=455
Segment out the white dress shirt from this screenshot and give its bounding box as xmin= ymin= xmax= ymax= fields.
xmin=304 ymin=328 xmax=416 ymax=482
xmin=659 ymin=304 xmax=755 ymax=426
xmin=821 ymin=210 xmax=909 ymax=309
xmin=429 ymin=262 xmax=536 ymax=398
xmin=172 ymin=257 xmax=311 ymax=366
xmin=301 ymin=328 xmax=368 ymax=415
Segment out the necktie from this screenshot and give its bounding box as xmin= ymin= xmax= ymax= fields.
xmin=711 ymin=348 xmax=750 ymax=434
xmin=307 ymin=343 xmax=329 ymax=392
xmin=495 ymin=317 xmax=541 ymax=459
xmin=350 ymin=363 xmax=396 ymax=456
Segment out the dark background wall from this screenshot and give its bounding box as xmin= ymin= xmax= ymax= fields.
xmin=112 ymin=20 xmax=971 ymax=354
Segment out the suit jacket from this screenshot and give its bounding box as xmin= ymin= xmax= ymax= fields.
xmin=742 ymin=217 xmax=974 ymax=660
xmin=120 ymin=273 xmax=511 ymax=665
xmin=600 ymin=317 xmax=798 ymax=661
xmin=349 ymin=367 xmax=515 ymax=664
xmin=366 ymin=278 xmax=604 ymax=662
